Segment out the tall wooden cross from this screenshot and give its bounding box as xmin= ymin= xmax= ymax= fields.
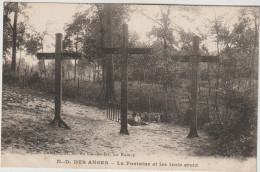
xmin=102 ymin=24 xmax=151 ymax=135
xmin=37 ymin=33 xmax=81 ymax=129
xmin=173 ymin=36 xmax=219 ymax=138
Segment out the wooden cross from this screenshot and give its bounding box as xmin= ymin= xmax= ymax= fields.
xmin=102 ymin=24 xmax=151 ymax=135
xmin=173 ymin=36 xmax=219 ymax=138
xmin=37 ymin=33 xmax=81 ymax=129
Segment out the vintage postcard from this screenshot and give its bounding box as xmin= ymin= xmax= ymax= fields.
xmin=1 ymin=1 xmax=259 ymax=171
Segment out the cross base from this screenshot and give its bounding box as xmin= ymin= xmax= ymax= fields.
xmin=119 ymin=128 xmax=129 ymax=135
xmin=49 ymin=117 xmax=71 ymax=130
xmin=187 ymin=130 xmax=199 ymax=138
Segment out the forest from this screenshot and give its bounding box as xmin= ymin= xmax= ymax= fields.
xmin=2 ymin=3 xmax=259 ymax=157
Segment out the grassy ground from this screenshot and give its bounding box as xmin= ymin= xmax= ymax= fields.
xmin=1 ymin=84 xmax=216 ymax=157
xmin=3 ymin=71 xmax=257 ymax=157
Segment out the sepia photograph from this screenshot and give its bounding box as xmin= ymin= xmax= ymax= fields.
xmin=1 ymin=1 xmax=259 ymax=171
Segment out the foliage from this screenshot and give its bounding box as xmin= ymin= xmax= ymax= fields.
xmin=24 ymin=33 xmax=42 ymax=55
xmin=64 ymin=4 xmax=131 ymax=62
xmin=2 ymin=4 xmax=258 ymax=158
xmin=205 ymin=89 xmax=257 ymax=157
xmin=3 ymin=2 xmax=14 ymax=57
xmin=3 ymin=2 xmax=30 ymax=67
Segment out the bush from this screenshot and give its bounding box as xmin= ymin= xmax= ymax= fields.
xmin=2 ymin=68 xmax=20 ymax=86
xmin=205 ymin=89 xmax=257 ymax=157
xmin=27 ymin=72 xmax=40 ymax=85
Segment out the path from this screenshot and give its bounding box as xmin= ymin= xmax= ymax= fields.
xmin=1 ymin=85 xmax=215 ymax=157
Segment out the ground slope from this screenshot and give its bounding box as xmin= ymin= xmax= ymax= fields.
xmin=1 ymin=85 xmax=215 ymax=157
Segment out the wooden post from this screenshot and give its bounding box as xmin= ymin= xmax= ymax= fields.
xmin=74 ymin=59 xmax=77 ymax=81
xmin=52 ymin=34 xmax=62 ymax=124
xmin=119 ymin=109 xmax=121 ymax=122
xmin=110 ymin=106 xmax=112 ymax=120
xmin=54 ymin=34 xmax=62 ymax=123
xmin=107 ymin=105 xmax=108 ymax=118
xmin=116 ymin=109 xmax=118 ymax=121
xmin=78 ymin=77 xmax=80 ymax=94
xmin=167 ymin=37 xmax=218 ymax=137
xmin=165 ymin=96 xmax=168 ymax=120
xmin=120 ymin=24 xmax=129 ymax=135
xmin=148 ymin=96 xmax=151 ymax=122
xmin=113 ymin=106 xmax=115 ymax=121
xmin=43 ymin=61 xmax=47 ymax=80
xmin=188 ymin=36 xmax=199 ymax=138
xmin=109 ymin=105 xmax=111 ymax=119
xmin=117 ymin=109 xmax=119 ymax=122
xmin=108 ymin=105 xmax=110 ymax=119
xmin=115 ymin=107 xmax=117 ymax=121
xmin=148 ymin=95 xmax=151 ymax=113
xmin=36 ymin=33 xmax=82 ymax=129
xmin=101 ymin=24 xmax=151 ymax=134
xmin=110 ymin=105 xmax=112 ymax=120
xmin=113 ymin=107 xmax=115 ymax=121
xmin=93 ymin=61 xmax=96 ymax=83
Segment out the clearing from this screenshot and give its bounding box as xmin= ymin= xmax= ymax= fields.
xmin=1 ymin=85 xmax=215 ymax=158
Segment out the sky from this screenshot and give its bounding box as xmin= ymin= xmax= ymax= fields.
xmin=9 ymin=3 xmax=247 ymax=65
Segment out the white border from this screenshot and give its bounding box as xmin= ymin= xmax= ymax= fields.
xmin=0 ymin=1 xmax=259 ymax=172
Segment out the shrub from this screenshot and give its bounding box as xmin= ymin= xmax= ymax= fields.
xmin=2 ymin=68 xmax=20 ymax=86
xmin=205 ymin=88 xmax=257 ymax=157
xmin=27 ymin=72 xmax=40 ymax=85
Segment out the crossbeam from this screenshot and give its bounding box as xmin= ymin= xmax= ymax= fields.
xmin=171 ymin=55 xmax=219 ymax=62
xmin=101 ymin=47 xmax=151 ymax=55
xmin=37 ymin=52 xmax=81 ymax=60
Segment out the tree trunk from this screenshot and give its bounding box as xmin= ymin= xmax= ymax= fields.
xmin=215 ymin=59 xmax=220 ymax=113
xmin=38 ymin=60 xmax=42 ymax=77
xmin=17 ymin=50 xmax=21 ymax=76
xmin=206 ymin=63 xmax=211 ymax=121
xmin=102 ymin=56 xmax=106 ymax=93
xmin=214 ymin=11 xmax=220 ymax=114
xmin=164 ymin=96 xmax=168 ymax=120
xmin=250 ymin=12 xmax=258 ymax=88
xmin=62 ymin=63 xmax=65 ymax=81
xmin=104 ymin=4 xmax=116 ymax=102
xmin=97 ymin=4 xmax=106 ymax=96
xmin=11 ymin=2 xmax=18 ymax=72
xmin=74 ymin=38 xmax=78 ymax=82
xmin=173 ymin=93 xmax=179 ymax=118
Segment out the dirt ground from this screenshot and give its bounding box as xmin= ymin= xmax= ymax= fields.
xmin=1 ymin=85 xmax=216 ymax=158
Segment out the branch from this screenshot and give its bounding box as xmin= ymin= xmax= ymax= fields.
xmin=4 ymin=12 xmax=14 ymax=30
xmin=7 ymin=20 xmax=13 ymax=30
xmin=158 ymin=6 xmax=180 ymax=33
xmin=137 ymin=8 xmax=163 ymax=28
